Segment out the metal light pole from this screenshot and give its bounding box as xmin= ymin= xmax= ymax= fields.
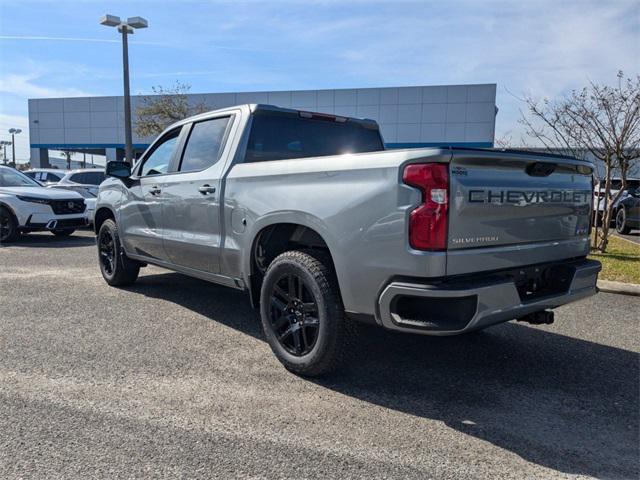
xmin=100 ymin=14 xmax=148 ymax=164
xmin=8 ymin=129 xmax=21 ymax=165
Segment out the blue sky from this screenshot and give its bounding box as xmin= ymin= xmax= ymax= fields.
xmin=0 ymin=0 xmax=638 ymax=162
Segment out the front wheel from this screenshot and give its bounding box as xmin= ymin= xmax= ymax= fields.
xmin=260 ymin=250 xmax=353 ymax=377
xmin=97 ymin=219 xmax=140 ymax=286
xmin=0 ymin=207 xmax=19 ymax=243
xmin=616 ymin=208 xmax=631 ymax=234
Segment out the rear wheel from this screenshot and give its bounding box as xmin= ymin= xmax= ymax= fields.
xmin=616 ymin=208 xmax=631 ymax=234
xmin=52 ymin=229 xmax=76 ymax=237
xmin=97 ymin=219 xmax=140 ymax=286
xmin=260 ymin=250 xmax=353 ymax=377
xmin=0 ymin=207 xmax=18 ymax=243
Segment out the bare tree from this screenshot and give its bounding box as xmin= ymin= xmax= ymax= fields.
xmin=519 ymin=72 xmax=640 ymax=252
xmin=135 ymin=82 xmax=209 ymax=138
xmin=494 ymin=131 xmax=514 ymax=149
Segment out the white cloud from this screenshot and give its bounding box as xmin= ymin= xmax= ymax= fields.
xmin=0 ymin=35 xmax=162 ymax=46
xmin=0 ymin=74 xmax=94 ymax=99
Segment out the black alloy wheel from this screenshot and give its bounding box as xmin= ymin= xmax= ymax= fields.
xmin=0 ymin=207 xmax=18 ymax=243
xmin=97 ymin=219 xmax=140 ymax=286
xmin=616 ymin=208 xmax=631 ymax=234
xmin=260 ymin=250 xmax=354 ymax=376
xmin=269 ymin=272 xmax=320 ymax=356
xmin=99 ymin=228 xmax=116 ymax=276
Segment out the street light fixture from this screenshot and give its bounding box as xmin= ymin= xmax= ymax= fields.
xmin=8 ymin=129 xmax=21 ymax=165
xmin=99 ymin=14 xmax=148 ymax=164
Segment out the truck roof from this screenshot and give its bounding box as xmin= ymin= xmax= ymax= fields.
xmin=168 ymin=103 xmax=380 ymax=131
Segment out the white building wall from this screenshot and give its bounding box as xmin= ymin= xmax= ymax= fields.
xmin=29 ymin=84 xmax=496 ymax=165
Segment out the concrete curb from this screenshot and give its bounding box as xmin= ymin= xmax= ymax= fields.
xmin=597 ymin=280 xmax=640 ymax=296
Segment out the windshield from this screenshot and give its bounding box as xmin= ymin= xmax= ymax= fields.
xmin=0 ymin=168 xmax=41 ymax=187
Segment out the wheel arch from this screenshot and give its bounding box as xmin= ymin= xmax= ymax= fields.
xmin=0 ymin=201 xmax=19 ymax=223
xmin=246 ymin=219 xmax=341 ymax=308
xmin=93 ymin=206 xmax=116 ymax=234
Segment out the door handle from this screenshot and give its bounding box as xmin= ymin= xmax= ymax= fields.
xmin=198 ymin=184 xmax=216 ymax=195
xmin=149 ymin=186 xmax=161 ymax=195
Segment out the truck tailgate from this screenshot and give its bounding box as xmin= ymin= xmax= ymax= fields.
xmin=446 ymin=150 xmax=593 ymax=275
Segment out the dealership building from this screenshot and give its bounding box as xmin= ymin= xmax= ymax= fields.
xmin=28 ymin=83 xmax=497 ymax=167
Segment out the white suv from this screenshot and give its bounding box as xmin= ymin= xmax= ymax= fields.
xmin=25 ymin=168 xmax=106 ymax=193
xmin=0 ymin=166 xmax=87 ymax=243
xmin=23 ymin=168 xmax=69 ymax=184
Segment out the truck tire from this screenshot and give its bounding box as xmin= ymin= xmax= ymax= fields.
xmin=97 ymin=219 xmax=140 ymax=286
xmin=615 ymin=208 xmax=631 ymax=234
xmin=0 ymin=206 xmax=19 ymax=243
xmin=260 ymin=250 xmax=353 ymax=377
xmin=52 ymin=229 xmax=76 ymax=237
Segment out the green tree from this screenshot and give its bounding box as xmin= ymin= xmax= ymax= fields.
xmin=135 ymin=82 xmax=208 ymax=138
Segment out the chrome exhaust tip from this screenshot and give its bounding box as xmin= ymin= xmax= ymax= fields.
xmin=46 ymin=220 xmax=58 ymax=230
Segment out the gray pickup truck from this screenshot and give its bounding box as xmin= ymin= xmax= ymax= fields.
xmin=95 ymin=104 xmax=601 ymax=376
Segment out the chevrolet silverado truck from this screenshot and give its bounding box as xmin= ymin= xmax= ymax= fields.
xmin=94 ymin=104 xmax=601 ymax=376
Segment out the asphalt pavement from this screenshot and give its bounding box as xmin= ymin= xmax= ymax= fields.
xmin=614 ymin=231 xmax=640 ymax=245
xmin=1 ymin=231 xmax=638 ymax=479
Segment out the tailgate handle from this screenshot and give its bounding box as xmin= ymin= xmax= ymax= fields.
xmin=526 ymin=162 xmax=556 ymax=177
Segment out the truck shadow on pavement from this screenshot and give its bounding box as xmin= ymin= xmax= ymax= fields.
xmin=128 ymin=271 xmax=639 ymax=479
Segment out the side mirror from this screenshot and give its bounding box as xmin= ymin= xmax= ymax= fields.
xmin=106 ymin=161 xmax=132 ymax=179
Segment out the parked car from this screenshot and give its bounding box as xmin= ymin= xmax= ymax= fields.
xmin=54 ymin=168 xmax=106 ymax=196
xmin=614 ymin=186 xmax=640 ymax=234
xmin=94 ymin=104 xmax=600 ymax=376
xmin=25 ymin=167 xmax=106 ymax=194
xmin=593 ymin=177 xmax=640 ymax=225
xmin=45 ymin=184 xmax=97 ymax=226
xmin=24 ymin=168 xmax=69 ymax=185
xmin=0 ymin=165 xmax=88 ymax=242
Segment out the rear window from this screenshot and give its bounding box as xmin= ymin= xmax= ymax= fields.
xmin=244 ymin=113 xmax=384 ymax=163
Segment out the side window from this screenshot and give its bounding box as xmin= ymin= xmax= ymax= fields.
xmin=179 ymin=117 xmax=230 ymax=172
xmin=47 ymin=173 xmax=62 ymax=182
xmin=69 ymin=173 xmax=85 ymax=183
xmin=140 ymin=129 xmax=181 ymax=177
xmin=81 ymin=172 xmax=105 ymax=185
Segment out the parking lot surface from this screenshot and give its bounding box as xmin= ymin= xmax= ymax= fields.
xmin=1 ymin=231 xmax=638 ymax=479
xmin=614 ymin=231 xmax=640 ymax=245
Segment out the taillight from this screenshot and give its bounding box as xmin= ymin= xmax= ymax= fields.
xmin=403 ymin=163 xmax=449 ymax=251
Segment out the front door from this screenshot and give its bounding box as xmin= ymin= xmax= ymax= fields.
xmin=118 ymin=127 xmax=183 ymax=262
xmin=161 ymin=115 xmax=234 ymax=273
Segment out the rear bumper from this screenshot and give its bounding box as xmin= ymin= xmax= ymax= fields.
xmin=377 ymin=258 xmax=601 ymax=335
